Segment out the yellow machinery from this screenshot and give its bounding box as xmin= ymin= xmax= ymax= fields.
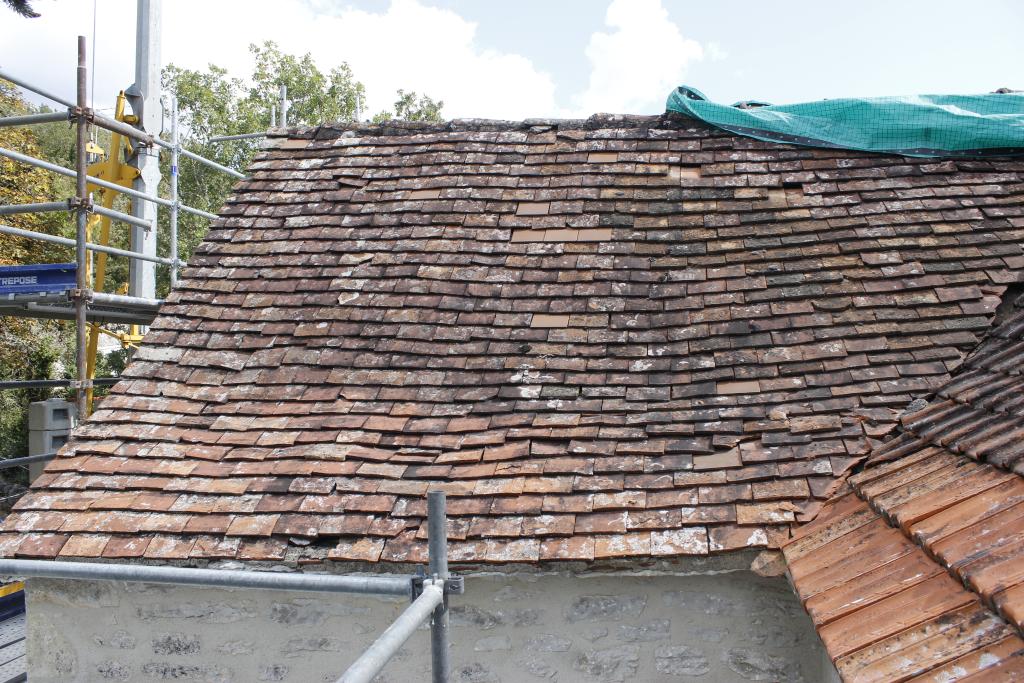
xmin=83 ymin=92 xmax=145 ymax=414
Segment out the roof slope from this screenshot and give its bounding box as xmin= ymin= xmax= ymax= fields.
xmin=782 ymin=302 xmax=1024 ymax=681
xmin=3 ymin=115 xmax=1024 ymax=567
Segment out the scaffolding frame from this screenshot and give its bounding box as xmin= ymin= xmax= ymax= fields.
xmin=0 ymin=37 xmax=244 ymax=417
xmin=0 ymin=491 xmax=460 ymax=683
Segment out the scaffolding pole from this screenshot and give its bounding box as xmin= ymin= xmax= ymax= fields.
xmin=74 ymin=35 xmax=89 ymax=416
xmin=0 ymin=495 xmax=461 ymax=680
xmin=179 ymin=147 xmax=246 ymax=179
xmin=0 ymin=110 xmax=72 ymax=128
xmin=83 ymin=111 xmax=246 ymax=180
xmin=0 ymin=68 xmax=76 ymax=109
xmin=0 ymin=559 xmax=415 ymax=597
xmin=0 ymin=378 xmax=119 ymax=391
xmin=0 ymin=146 xmax=217 ymax=220
xmin=0 ymin=201 xmax=69 ymax=216
xmin=0 ymin=453 xmax=58 ymax=470
xmin=0 ymin=223 xmax=178 ymax=266
xmin=91 ymin=203 xmax=154 ymax=231
xmin=0 ymin=303 xmax=156 ymax=325
xmin=279 ymin=84 xmax=289 ymax=127
xmin=428 ymin=490 xmax=451 ymax=683
xmin=208 ymin=132 xmax=268 ymax=143
xmin=169 ymin=96 xmax=179 ymax=287
xmin=339 ymin=582 xmax=445 ymax=683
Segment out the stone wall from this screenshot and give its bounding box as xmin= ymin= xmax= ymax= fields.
xmin=26 ymin=570 xmax=832 ymax=682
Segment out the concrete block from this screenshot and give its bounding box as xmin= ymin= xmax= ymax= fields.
xmin=28 ymin=429 xmax=70 ymax=481
xmin=28 ymin=430 xmax=69 ymax=456
xmin=28 ymin=399 xmax=77 ymax=432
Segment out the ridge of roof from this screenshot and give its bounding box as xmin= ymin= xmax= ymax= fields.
xmin=271 ymin=112 xmax=716 ymax=141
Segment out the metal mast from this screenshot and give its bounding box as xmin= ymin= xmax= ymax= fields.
xmin=125 ymin=0 xmax=161 ymax=299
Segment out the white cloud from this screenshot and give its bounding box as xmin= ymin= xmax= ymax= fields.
xmin=571 ymin=0 xmax=703 ymax=115
xmin=1 ymin=0 xmax=704 ymax=123
xmin=2 ymin=0 xmax=557 ymax=121
xmin=707 ymin=42 xmax=728 ymax=62
xmin=294 ymin=0 xmax=558 ymax=120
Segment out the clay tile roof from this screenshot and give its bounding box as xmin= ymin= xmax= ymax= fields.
xmin=783 ymin=301 xmax=1024 ymax=681
xmin=3 ymin=115 xmax=1024 ymax=568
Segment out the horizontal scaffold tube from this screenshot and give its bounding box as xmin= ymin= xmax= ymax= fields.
xmin=0 ymin=69 xmax=76 ymax=109
xmin=0 ymin=201 xmax=69 ymax=215
xmin=0 ymin=110 xmax=72 ymax=128
xmin=209 ymin=132 xmax=269 ymax=143
xmin=90 ymin=291 xmax=162 ymax=309
xmin=87 ymin=113 xmax=246 ymax=180
xmin=179 ymin=148 xmax=247 ymax=179
xmin=0 ymin=378 xmax=119 ymax=390
xmin=91 ymin=203 xmax=154 ymax=231
xmin=0 ymin=146 xmax=217 ymax=220
xmin=0 ymin=559 xmax=416 ymax=597
xmin=0 ymin=453 xmax=57 ymax=470
xmin=0 ymin=223 xmax=179 ymax=267
xmin=0 ymin=302 xmax=156 ymax=324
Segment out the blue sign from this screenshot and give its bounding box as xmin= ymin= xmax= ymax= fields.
xmin=0 ymin=263 xmax=77 ymax=295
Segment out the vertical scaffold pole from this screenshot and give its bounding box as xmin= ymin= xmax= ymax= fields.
xmin=427 ymin=491 xmax=450 ymax=683
xmin=74 ymin=36 xmax=89 ymax=417
xmin=169 ymin=95 xmax=179 ymax=289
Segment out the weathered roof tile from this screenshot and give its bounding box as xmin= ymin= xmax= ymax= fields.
xmin=5 ymin=115 xmax=1024 ymax=570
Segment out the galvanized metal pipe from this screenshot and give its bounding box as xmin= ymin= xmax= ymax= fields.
xmin=0 ymin=378 xmax=118 ymax=390
xmin=0 ymin=146 xmax=216 ymax=220
xmin=208 ymin=132 xmax=268 ymax=143
xmin=0 ymin=200 xmax=157 ymax=232
xmin=169 ymin=96 xmax=179 ymax=287
xmin=0 ymin=68 xmax=76 ymax=109
xmin=74 ymin=35 xmax=88 ymax=417
xmin=428 ymin=491 xmax=451 ymax=683
xmin=92 ymin=203 xmax=153 ymax=231
xmin=90 ymin=291 xmax=162 ymax=309
xmin=0 ymin=559 xmax=416 ymax=597
xmin=0 ymin=453 xmax=57 ymax=470
xmin=0 ymin=223 xmax=178 ymax=266
xmin=179 ymin=147 xmax=246 ymax=179
xmin=0 ymin=201 xmax=70 ymax=215
xmin=88 ymin=110 xmax=157 ymax=146
xmin=88 ymin=112 xmax=245 ymax=180
xmin=338 ymin=582 xmax=445 ymax=683
xmin=279 ymin=84 xmax=289 ymax=127
xmin=0 ymin=303 xmax=156 ymax=325
xmin=0 ymin=110 xmax=72 ymax=127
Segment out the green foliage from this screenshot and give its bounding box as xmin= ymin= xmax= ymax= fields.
xmin=0 ymin=80 xmax=75 ymax=265
xmin=374 ymin=89 xmax=444 ymax=124
xmin=0 ymin=45 xmax=445 ymax=461
xmin=0 ymin=319 xmax=73 ymax=464
xmin=247 ymin=41 xmax=364 ymax=126
xmin=0 ymin=81 xmax=77 ymax=462
xmin=158 ymin=42 xmax=444 ymax=296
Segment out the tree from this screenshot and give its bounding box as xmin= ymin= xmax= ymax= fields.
xmin=2 ymin=0 xmax=39 ymax=18
xmin=374 ymin=90 xmax=444 ymax=123
xmin=247 ymin=42 xmax=364 ymax=126
xmin=0 ymin=81 xmax=73 ymax=265
xmin=0 ymin=81 xmax=76 ymax=473
xmin=158 ymin=43 xmax=445 ymax=296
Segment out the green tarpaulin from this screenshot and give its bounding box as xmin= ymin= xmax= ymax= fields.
xmin=665 ymin=85 xmax=1024 ymax=158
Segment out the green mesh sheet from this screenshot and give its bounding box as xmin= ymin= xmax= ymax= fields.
xmin=666 ymin=85 xmax=1024 ymax=158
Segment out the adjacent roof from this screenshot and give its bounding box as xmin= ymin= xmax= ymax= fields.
xmin=2 ymin=114 xmax=1023 ymax=567
xmin=783 ymin=301 xmax=1024 ymax=681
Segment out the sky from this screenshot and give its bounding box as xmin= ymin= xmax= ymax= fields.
xmin=1 ymin=0 xmax=1022 ymax=126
